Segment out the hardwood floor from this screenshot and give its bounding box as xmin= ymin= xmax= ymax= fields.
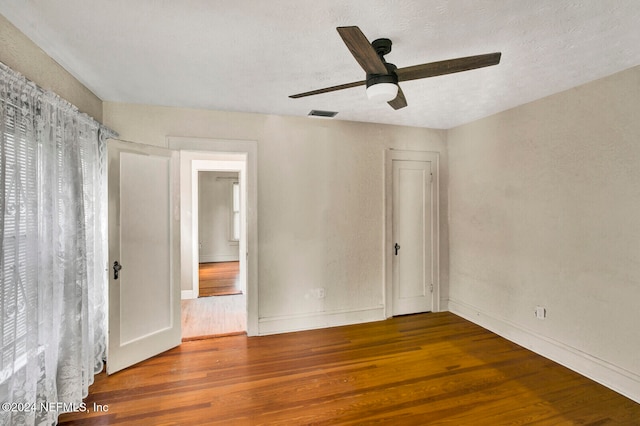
xmin=181 ymin=294 xmax=246 ymax=339
xmin=58 ymin=312 xmax=640 ymax=425
xmin=199 ymin=261 xmax=241 ymax=297
xmin=186 ymin=261 xmax=245 ymax=338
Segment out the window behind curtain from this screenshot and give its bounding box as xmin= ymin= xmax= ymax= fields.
xmin=1 ymin=62 xmax=113 ymax=425
xmin=0 ymin=88 xmax=38 ymax=386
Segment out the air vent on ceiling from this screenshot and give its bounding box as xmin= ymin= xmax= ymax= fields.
xmin=308 ymin=110 xmax=338 ymax=118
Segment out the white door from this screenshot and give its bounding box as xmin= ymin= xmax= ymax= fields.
xmin=391 ymin=158 xmax=435 ymax=315
xmin=107 ymin=140 xmax=181 ymax=374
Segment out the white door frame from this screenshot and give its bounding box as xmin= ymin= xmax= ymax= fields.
xmin=384 ymin=149 xmax=440 ymax=317
xmin=169 ymin=137 xmax=258 ymax=336
xmin=190 ymin=159 xmax=246 ymax=298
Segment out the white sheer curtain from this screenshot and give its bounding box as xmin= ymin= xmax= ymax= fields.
xmin=0 ymin=62 xmax=112 ymax=425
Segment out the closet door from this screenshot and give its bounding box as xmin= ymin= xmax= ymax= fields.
xmin=392 ymin=158 xmax=434 ymax=315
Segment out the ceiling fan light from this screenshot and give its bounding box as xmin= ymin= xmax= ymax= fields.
xmin=366 ymin=82 xmax=398 ymax=103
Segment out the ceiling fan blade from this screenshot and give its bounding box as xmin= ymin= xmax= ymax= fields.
xmin=337 ymin=26 xmax=389 ymax=75
xmin=396 ymin=52 xmax=502 ymax=82
xmin=387 ymin=86 xmax=408 ymax=110
xmin=289 ymin=80 xmax=365 ymax=99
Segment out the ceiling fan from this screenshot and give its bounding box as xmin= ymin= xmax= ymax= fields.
xmin=290 ymin=26 xmax=501 ymax=110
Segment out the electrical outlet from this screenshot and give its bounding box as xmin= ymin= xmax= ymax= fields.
xmin=535 ymin=306 xmax=546 ymax=320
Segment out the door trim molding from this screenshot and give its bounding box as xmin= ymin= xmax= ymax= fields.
xmin=384 ymin=149 xmax=440 ymax=318
xmin=167 ymin=137 xmax=258 ymax=336
xmin=190 ymin=159 xmax=246 ymax=300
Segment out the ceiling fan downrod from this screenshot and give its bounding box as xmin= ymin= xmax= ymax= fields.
xmin=366 ymin=38 xmax=398 ymax=101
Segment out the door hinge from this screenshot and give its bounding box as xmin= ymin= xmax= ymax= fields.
xmin=430 ymin=173 xmax=433 ymax=183
xmin=430 ymin=283 xmax=434 ymax=293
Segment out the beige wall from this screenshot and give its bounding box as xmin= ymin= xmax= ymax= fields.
xmin=0 ymin=13 xmax=102 ymax=120
xmin=448 ymin=66 xmax=640 ymax=396
xmin=5 ymin=8 xmax=638 ymax=398
xmin=198 ymin=171 xmax=240 ymax=262
xmin=103 ymin=102 xmax=449 ymax=328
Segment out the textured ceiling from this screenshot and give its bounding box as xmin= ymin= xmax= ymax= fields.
xmin=1 ymin=0 xmax=640 ymax=129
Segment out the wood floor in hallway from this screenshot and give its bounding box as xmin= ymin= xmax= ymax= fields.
xmin=199 ymin=261 xmax=241 ymax=297
xmin=182 ymin=261 xmax=245 ymax=340
xmin=58 ymin=312 xmax=640 ymax=425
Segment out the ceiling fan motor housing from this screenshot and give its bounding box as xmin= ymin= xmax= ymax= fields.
xmin=366 ymin=63 xmax=398 ymax=88
xmin=366 ymin=72 xmax=398 ymax=88
xmin=366 ymin=62 xmax=399 ymax=102
xmin=366 ymin=55 xmax=399 ymax=102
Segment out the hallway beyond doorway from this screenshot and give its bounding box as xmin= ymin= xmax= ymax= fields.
xmin=199 ymin=261 xmax=241 ymax=297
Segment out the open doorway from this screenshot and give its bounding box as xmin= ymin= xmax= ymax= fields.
xmin=181 ymin=157 xmax=248 ymax=339
xmin=197 ymin=171 xmax=241 ymax=298
xmin=168 ymin=137 xmax=258 ymax=338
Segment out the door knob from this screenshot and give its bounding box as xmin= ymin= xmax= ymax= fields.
xmin=113 ymin=261 xmax=123 ymax=280
xmin=394 ymin=243 xmax=401 ymax=255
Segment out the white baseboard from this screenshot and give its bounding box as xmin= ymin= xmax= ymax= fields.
xmin=199 ymin=254 xmax=240 ymax=263
xmin=258 ymin=306 xmax=385 ymax=335
xmin=181 ymin=290 xmax=196 ymax=300
xmin=448 ymin=298 xmax=640 ymax=404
